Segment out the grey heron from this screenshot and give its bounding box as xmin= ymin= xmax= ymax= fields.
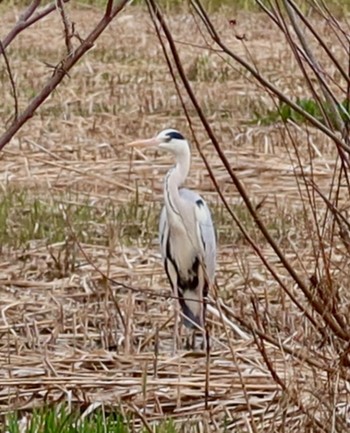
xmin=127 ymin=129 xmax=216 ymax=350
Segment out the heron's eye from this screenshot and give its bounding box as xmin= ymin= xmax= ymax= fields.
xmin=164 ymin=136 xmax=172 ymax=143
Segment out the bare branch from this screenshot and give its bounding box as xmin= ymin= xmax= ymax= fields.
xmin=287 ymin=0 xmax=349 ymax=82
xmin=219 ymin=299 xmax=350 ymax=379
xmin=191 ymin=0 xmax=350 ymax=155
xmin=1 ymin=0 xmax=70 ymax=51
xmin=0 ymin=0 xmax=129 ymax=150
xmin=283 ymin=0 xmax=344 ymax=132
xmin=267 ymin=1 xmax=350 ymax=172
xmin=252 ymin=303 xmax=330 ymax=433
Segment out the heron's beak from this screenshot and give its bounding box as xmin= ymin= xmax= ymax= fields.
xmin=126 ymin=137 xmax=162 ymax=148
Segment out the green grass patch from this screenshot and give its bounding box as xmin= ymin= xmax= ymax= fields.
xmin=253 ymin=97 xmax=350 ymax=127
xmin=0 ymin=189 xmax=160 ymax=250
xmin=0 ymin=188 xmax=298 ymax=255
xmin=4 ymin=405 xmax=178 ymax=433
xmin=0 ymin=187 xmax=238 ymax=251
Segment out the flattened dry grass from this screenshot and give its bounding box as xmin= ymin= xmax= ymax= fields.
xmin=1 ymin=4 xmax=350 ymax=432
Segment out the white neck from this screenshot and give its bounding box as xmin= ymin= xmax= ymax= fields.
xmin=164 ymin=148 xmax=191 ymax=213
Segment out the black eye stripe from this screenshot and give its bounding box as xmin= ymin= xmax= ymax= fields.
xmin=166 ymin=131 xmax=185 ymax=140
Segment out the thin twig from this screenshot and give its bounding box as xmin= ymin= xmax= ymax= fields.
xmin=57 ymin=0 xmax=73 ymax=55
xmin=0 ymin=41 xmax=18 ymax=121
xmin=191 ymin=0 xmax=350 ymax=155
xmin=0 ymin=0 xmax=129 ymax=151
xmin=1 ymin=0 xmax=70 ymax=51
xmin=283 ymin=0 xmax=344 ymax=132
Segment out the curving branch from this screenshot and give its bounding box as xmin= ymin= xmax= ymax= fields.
xmin=1 ymin=0 xmax=70 ymax=51
xmin=0 ymin=0 xmax=129 ymax=151
xmin=191 ymin=0 xmax=350 ymax=157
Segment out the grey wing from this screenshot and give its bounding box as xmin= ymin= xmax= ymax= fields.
xmin=179 ymin=188 xmax=216 ymax=282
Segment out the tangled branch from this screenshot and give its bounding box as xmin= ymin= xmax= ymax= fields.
xmin=0 ymin=0 xmax=129 ymax=151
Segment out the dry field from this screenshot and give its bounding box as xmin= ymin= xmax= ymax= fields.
xmin=0 ymin=3 xmax=350 ymax=432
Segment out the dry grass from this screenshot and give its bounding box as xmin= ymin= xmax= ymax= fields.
xmin=0 ymin=3 xmax=350 ymax=432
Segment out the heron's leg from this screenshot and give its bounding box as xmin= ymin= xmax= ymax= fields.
xmin=200 ymin=328 xmax=206 ymax=350
xmin=200 ymin=293 xmax=208 ymax=351
xmin=191 ymin=329 xmax=196 ymax=350
xmin=184 ymin=329 xmax=193 ymax=351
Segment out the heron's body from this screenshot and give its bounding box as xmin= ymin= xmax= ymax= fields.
xmin=127 ymin=128 xmax=216 ymax=346
xmin=159 ymin=187 xmax=216 ymax=327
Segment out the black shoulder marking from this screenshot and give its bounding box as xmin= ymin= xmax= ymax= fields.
xmin=191 ymin=256 xmax=200 ymax=274
xmin=196 ymin=199 xmax=204 ymax=207
xmin=201 ymin=233 xmax=206 ymax=250
xmin=166 ymin=130 xmax=185 ymax=140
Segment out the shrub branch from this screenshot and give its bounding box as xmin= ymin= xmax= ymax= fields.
xmin=0 ymin=0 xmax=129 ymax=151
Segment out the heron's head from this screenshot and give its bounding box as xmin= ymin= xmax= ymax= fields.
xmin=127 ymin=128 xmax=190 ymax=156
